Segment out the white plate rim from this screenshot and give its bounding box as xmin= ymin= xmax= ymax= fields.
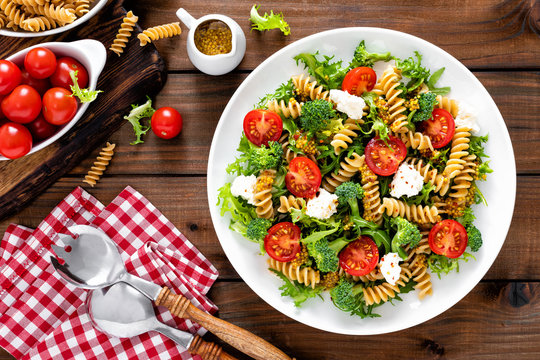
xmin=207 ymin=27 xmax=516 ymax=335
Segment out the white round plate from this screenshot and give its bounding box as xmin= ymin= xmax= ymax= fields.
xmin=207 ymin=28 xmax=516 ymax=335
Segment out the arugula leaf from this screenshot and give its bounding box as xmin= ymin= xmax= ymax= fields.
xmin=395 ymin=51 xmax=430 ymax=92
xmin=69 ymin=70 xmax=102 ymax=103
xmin=294 ymin=52 xmax=348 ymax=90
xmin=360 ymin=92 xmax=390 ymax=141
xmin=426 ymin=67 xmax=451 ymax=95
xmin=256 ymin=79 xmax=296 ymax=109
xmin=250 ymin=5 xmax=290 ymax=35
xmin=217 ymin=182 xmax=257 ymax=227
xmin=469 ymin=134 xmax=489 ymax=159
xmin=269 ymin=269 xmax=323 ymax=307
xmin=124 ymin=96 xmax=155 ymax=145
xmin=427 ymin=252 xmax=475 ymax=279
xmin=402 ymin=182 xmax=436 ymax=206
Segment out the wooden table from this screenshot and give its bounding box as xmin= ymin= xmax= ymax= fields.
xmin=1 ymin=0 xmax=539 ymax=359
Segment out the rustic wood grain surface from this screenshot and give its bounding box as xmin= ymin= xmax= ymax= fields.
xmin=1 ymin=0 xmax=539 ymax=359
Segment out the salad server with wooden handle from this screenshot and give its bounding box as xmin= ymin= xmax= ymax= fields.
xmin=50 ymin=225 xmax=293 ymax=360
xmin=88 ymin=282 xmax=236 ymax=360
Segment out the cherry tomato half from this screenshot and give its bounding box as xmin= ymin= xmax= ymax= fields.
xmin=50 ymin=56 xmax=88 ymax=89
xmin=264 ymin=222 xmax=302 ymax=262
xmin=42 ymin=87 xmax=78 ymax=126
xmin=342 ymin=67 xmax=377 ymax=96
xmin=27 ymin=115 xmax=58 ymax=141
xmin=285 ymin=156 xmax=322 ymax=199
xmin=339 ymin=236 xmax=379 ymax=276
xmin=243 ymin=109 xmax=283 ymax=147
xmin=419 ymin=108 xmax=455 ymax=149
xmin=151 ymin=107 xmax=183 ymax=139
xmin=24 ymin=47 xmax=57 ymax=79
xmin=21 ymin=69 xmax=50 ymax=96
xmin=0 ymin=122 xmax=33 ymax=159
xmin=1 ymin=85 xmax=42 ymax=124
xmin=364 ymin=135 xmax=407 ymax=176
xmin=428 ymin=219 xmax=468 ymax=258
xmin=0 ymin=60 xmax=21 ymax=95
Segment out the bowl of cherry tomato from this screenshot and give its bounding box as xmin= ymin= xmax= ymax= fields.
xmin=0 ymin=40 xmax=106 ymax=160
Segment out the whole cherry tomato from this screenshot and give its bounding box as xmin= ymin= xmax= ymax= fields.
xmin=0 ymin=122 xmax=33 ymax=159
xmin=21 ymin=68 xmax=50 ymax=96
xmin=1 ymin=85 xmax=42 ymax=124
xmin=42 ymin=87 xmax=78 ymax=125
xmin=50 ymin=57 xmax=88 ymax=89
xmin=24 ymin=47 xmax=57 ymax=79
xmin=27 ymin=114 xmax=58 ymax=141
xmin=151 ymin=107 xmax=183 ymax=139
xmin=0 ymin=60 xmax=21 ymax=95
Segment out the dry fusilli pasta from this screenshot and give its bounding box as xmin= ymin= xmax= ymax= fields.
xmin=83 ymin=142 xmax=115 ymax=187
xmin=253 ymin=169 xmax=275 ymax=219
xmin=277 ymin=195 xmax=305 ymax=213
xmin=330 ymin=118 xmax=363 ymax=155
xmin=268 ymin=257 xmax=320 ymax=289
xmin=322 ymin=152 xmax=363 ymax=193
xmin=109 ymin=10 xmax=138 ymax=56
xmin=379 ymin=197 xmax=441 ymax=225
xmin=291 ymin=73 xmax=330 ymax=101
xmin=338 ymin=266 xmax=384 ymax=283
xmin=404 ymin=157 xmax=450 ymax=196
xmin=358 ymin=156 xmax=383 ymax=224
xmin=267 ymin=98 xmax=302 ymax=119
xmin=362 ymin=266 xmax=412 ymax=305
xmin=436 ymin=95 xmax=459 ymax=118
xmin=443 ymin=126 xmax=472 ymax=180
xmin=397 ymin=129 xmax=433 ymax=151
xmin=372 ymin=66 xmax=408 ymax=133
xmin=138 ymin=22 xmax=182 ymax=46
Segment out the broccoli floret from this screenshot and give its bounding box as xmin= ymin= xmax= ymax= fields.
xmin=330 ymin=278 xmax=364 ymax=315
xmin=248 ymin=141 xmax=283 ymax=171
xmin=390 ymin=217 xmax=422 ymax=259
xmin=349 ymin=40 xmax=393 ymax=69
xmin=306 ymin=235 xmax=352 ymax=273
xmin=335 ymin=181 xmax=364 ymax=218
xmin=299 ymin=99 xmax=336 ymax=133
xmin=466 ymin=224 xmax=483 ymax=252
xmin=246 ymin=218 xmax=272 ymax=242
xmin=307 ymin=239 xmax=339 ymax=273
xmin=411 ymin=92 xmax=437 ymax=123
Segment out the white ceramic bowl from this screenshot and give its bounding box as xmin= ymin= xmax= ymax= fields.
xmin=0 ymin=0 xmax=108 ymax=38
xmin=207 ymin=28 xmax=516 ymax=335
xmin=0 ymin=39 xmax=106 ymax=161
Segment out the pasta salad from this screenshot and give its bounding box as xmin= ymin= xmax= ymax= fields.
xmin=218 ymin=40 xmax=491 ymax=318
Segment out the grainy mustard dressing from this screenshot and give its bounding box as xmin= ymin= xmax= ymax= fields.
xmin=194 ymin=20 xmax=232 ymax=55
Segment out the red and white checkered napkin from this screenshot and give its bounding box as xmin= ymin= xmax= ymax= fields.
xmin=0 ymin=186 xmax=219 ymax=360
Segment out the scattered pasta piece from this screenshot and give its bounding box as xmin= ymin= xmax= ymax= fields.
xmin=138 ymin=22 xmax=182 ymax=46
xmin=109 ymin=10 xmax=138 ymax=56
xmin=83 ymin=142 xmax=115 ymax=187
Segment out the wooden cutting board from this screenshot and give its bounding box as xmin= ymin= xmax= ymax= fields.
xmin=0 ymin=0 xmax=167 ymax=220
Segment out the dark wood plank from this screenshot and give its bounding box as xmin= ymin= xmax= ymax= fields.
xmin=1 ymin=280 xmax=539 ymax=359
xmin=0 ymin=1 xmax=167 ymax=221
xmin=66 ymin=71 xmax=540 ymax=176
xmin=0 ymin=175 xmax=537 ymax=280
xmin=207 ymin=281 xmax=540 ymax=360
xmin=125 ymin=0 xmax=540 ymax=71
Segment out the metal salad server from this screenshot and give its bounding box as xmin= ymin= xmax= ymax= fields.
xmin=88 ymin=282 xmax=236 ymax=360
xmin=51 ymin=225 xmax=294 ymax=360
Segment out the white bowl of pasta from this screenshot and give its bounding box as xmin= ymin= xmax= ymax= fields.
xmin=0 ymin=0 xmax=108 ymax=37
xmin=207 ymin=28 xmax=516 ymax=334
xmin=0 ymin=39 xmax=106 ymax=161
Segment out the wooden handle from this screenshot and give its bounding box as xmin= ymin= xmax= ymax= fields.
xmin=188 ymin=335 xmax=238 ymax=360
xmin=156 ymin=287 xmax=293 ymax=360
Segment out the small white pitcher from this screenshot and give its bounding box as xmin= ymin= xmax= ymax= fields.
xmin=176 ymin=8 xmax=246 ymax=76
